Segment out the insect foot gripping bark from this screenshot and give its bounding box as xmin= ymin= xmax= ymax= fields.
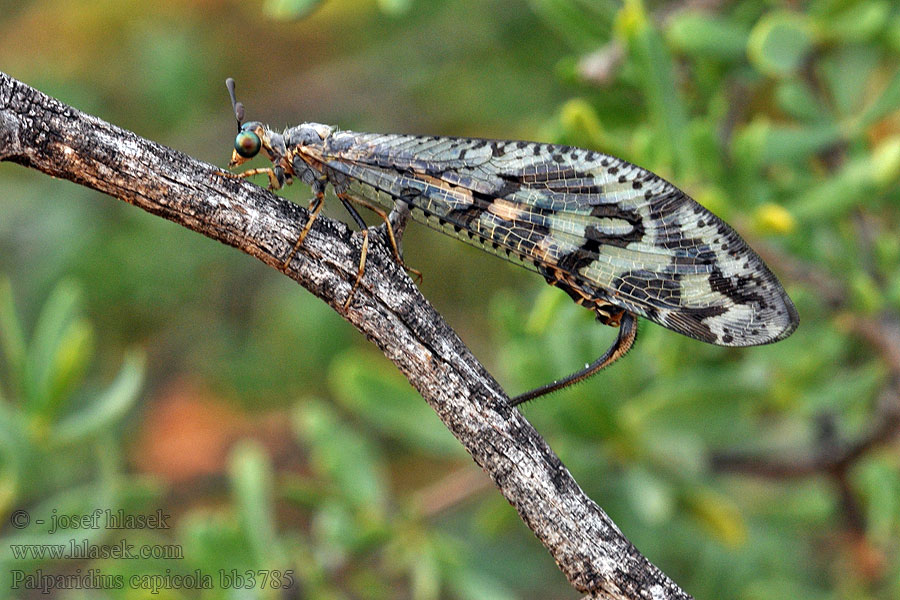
xmin=223 ymin=78 xmax=799 ymax=405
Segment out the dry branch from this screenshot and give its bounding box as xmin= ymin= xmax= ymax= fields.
xmin=0 ymin=71 xmax=692 ymax=600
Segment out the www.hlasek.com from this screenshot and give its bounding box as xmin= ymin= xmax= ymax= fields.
xmin=10 ymin=538 xmax=183 ymax=560
xmin=10 ymin=569 xmax=296 ymax=594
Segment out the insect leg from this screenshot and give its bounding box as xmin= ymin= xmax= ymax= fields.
xmin=332 ymin=194 xmax=371 ymax=308
xmin=338 ymin=192 xmax=422 ymax=282
xmin=509 ymin=312 xmax=638 ymax=406
xmin=388 ymin=200 xmax=411 ymax=247
xmin=282 ymin=190 xmax=325 ymax=271
xmin=337 ymin=195 xmax=368 ymax=229
xmin=389 ymin=201 xmax=420 ymax=283
xmin=343 ymin=227 xmax=369 ymax=309
xmin=228 ymin=167 xmax=283 ymax=190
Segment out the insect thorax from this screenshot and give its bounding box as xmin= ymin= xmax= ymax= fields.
xmin=278 ymin=122 xmax=334 ymax=187
xmin=284 ymin=122 xmax=334 ymax=148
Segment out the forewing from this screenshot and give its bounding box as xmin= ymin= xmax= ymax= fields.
xmin=319 ymin=131 xmax=799 ymax=347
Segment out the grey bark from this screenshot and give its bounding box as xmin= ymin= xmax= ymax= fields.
xmin=0 ymin=71 xmax=692 ymax=600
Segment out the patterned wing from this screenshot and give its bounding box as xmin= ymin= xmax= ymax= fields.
xmin=317 ymin=131 xmax=799 ymax=347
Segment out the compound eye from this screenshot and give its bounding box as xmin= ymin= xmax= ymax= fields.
xmin=234 ymin=130 xmax=261 ymax=158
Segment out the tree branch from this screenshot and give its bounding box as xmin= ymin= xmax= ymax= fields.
xmin=711 ymin=386 xmax=900 ymax=479
xmin=0 ymin=71 xmax=692 ymax=600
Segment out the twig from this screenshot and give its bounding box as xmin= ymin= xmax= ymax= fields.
xmin=711 ymin=384 xmax=900 ymax=478
xmin=0 ymin=71 xmax=693 ymax=599
xmin=711 ymin=386 xmax=900 ymax=545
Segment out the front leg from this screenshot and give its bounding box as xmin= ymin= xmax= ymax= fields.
xmin=227 ymin=167 xmax=284 ymax=190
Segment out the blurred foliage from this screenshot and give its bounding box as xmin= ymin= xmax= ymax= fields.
xmin=1 ymin=0 xmax=899 ymax=599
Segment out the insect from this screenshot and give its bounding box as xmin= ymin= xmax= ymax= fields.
xmin=224 ymin=79 xmax=798 ymax=405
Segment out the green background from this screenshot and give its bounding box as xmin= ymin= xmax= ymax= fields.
xmin=1 ymin=0 xmax=899 ymax=598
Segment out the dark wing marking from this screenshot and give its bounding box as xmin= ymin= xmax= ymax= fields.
xmin=319 ymin=132 xmax=799 ymax=347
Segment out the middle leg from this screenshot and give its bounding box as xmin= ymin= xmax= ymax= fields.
xmin=337 ymin=192 xmax=421 ymax=282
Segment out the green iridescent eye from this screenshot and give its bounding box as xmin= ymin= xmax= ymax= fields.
xmin=234 ymin=130 xmax=261 ymax=158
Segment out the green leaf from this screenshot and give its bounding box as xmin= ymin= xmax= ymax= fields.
xmin=742 ymin=578 xmax=827 ymax=600
xmin=228 ymin=439 xmax=283 ymax=566
xmin=0 ymin=481 xmax=119 ymax=572
xmin=23 ymin=280 xmax=83 ymax=412
xmin=42 ymin=317 xmax=93 ymax=419
xmin=769 ymin=480 xmax=836 ymax=524
xmin=0 ymin=277 xmax=26 ymax=397
xmin=311 ymin=501 xmax=358 ymax=555
xmin=775 ymin=80 xmax=827 ymax=122
xmin=733 ymin=119 xmax=842 ymax=168
xmin=789 ymin=147 xmax=896 ymax=222
xmin=871 ymin=136 xmax=900 ymax=187
xmin=622 ymin=467 xmax=674 ymax=525
xmin=524 ymin=285 xmax=568 ymax=334
xmin=529 ymin=0 xmax=612 ymax=53
xmin=685 ymin=487 xmax=747 ymax=548
xmin=52 ymin=351 xmax=145 ymax=446
xmin=409 ymin=539 xmax=440 ymax=600
xmin=747 ymin=11 xmax=813 ymax=77
xmin=179 ymin=511 xmax=253 ymax=573
xmin=889 ymin=12 xmax=900 ymax=52
xmin=377 ymin=0 xmax=412 ymax=17
xmin=850 ymin=272 xmax=884 ymax=315
xmin=263 ymin=0 xmax=324 ymax=20
xmin=854 ymin=458 xmax=900 ymax=545
xmin=642 ymin=430 xmax=705 ymax=478
xmin=293 ymin=399 xmax=387 ymax=512
xmin=0 ymin=399 xmax=27 ymax=515
xmin=766 ymin=123 xmax=843 ymax=164
xmin=281 ymin=473 xmax=332 ymax=508
xmin=798 ymin=363 xmax=884 ymax=415
xmin=618 ymin=0 xmax=693 ymax=176
xmin=820 ymin=45 xmax=880 ymax=116
xmin=816 ymin=0 xmax=890 ymax=43
xmin=557 ymin=98 xmax=612 ymax=154
xmin=687 ymin=121 xmax=726 ymax=187
xmin=666 ymin=13 xmax=748 ymax=62
xmin=328 ymin=350 xmax=461 ymax=457
xmin=449 ymin=569 xmax=517 ymax=600
xmin=859 ymin=66 xmax=900 ymax=130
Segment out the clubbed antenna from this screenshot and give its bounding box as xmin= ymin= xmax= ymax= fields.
xmin=225 ymin=78 xmax=245 ymax=131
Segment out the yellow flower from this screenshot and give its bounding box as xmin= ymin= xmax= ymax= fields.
xmin=755 ymin=203 xmax=796 ymax=234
